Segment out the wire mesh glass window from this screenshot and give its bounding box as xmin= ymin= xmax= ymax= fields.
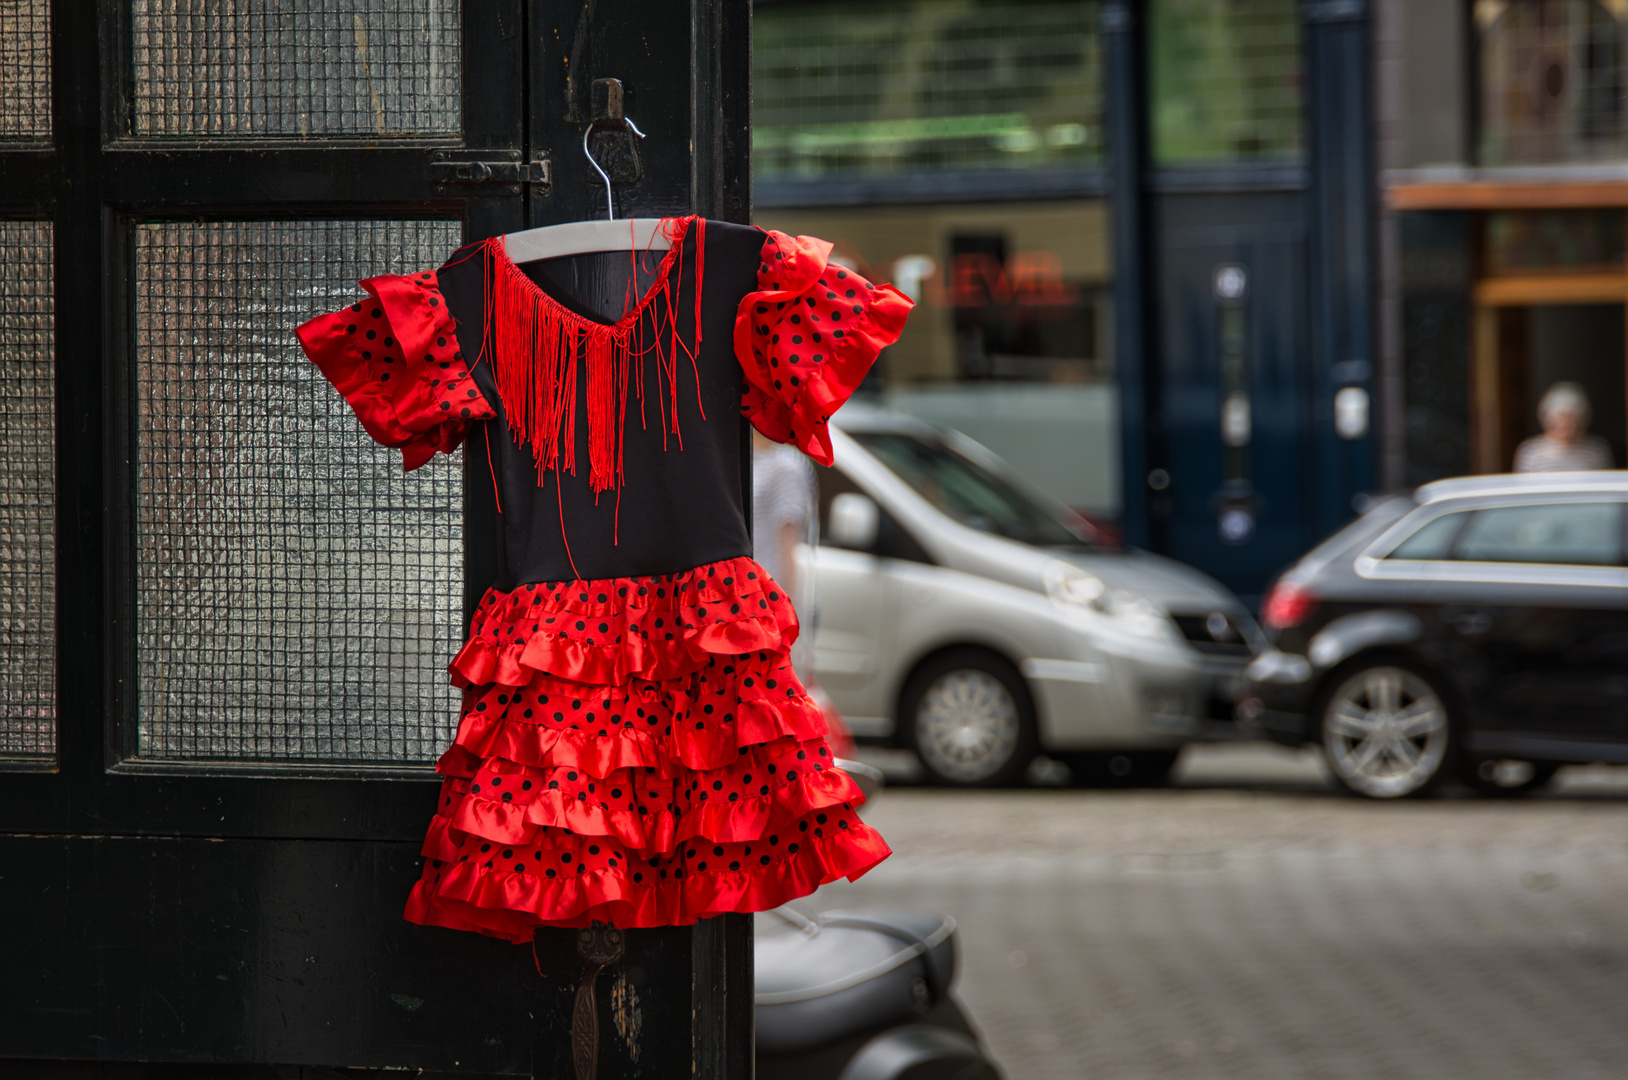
xmin=129 ymin=0 xmax=461 ymax=139
xmin=1478 ymin=0 xmax=1628 ymax=165
xmin=1149 ymin=0 xmax=1303 ymax=166
xmin=753 ymin=0 xmax=1104 ymax=182
xmin=134 ymin=220 xmax=463 ymax=764
xmin=0 ymin=222 xmax=55 ymax=758
xmin=0 ymin=0 xmax=52 ymax=140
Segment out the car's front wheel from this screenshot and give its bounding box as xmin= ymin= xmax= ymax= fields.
xmin=903 ymin=649 xmax=1037 ymax=787
xmin=1320 ymin=661 xmax=1453 ymax=799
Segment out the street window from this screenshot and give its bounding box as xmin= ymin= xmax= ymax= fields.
xmin=1149 ymin=0 xmax=1304 ymax=166
xmin=1477 ymin=0 xmax=1628 ymax=166
xmin=752 ymin=200 xmax=1120 ymax=526
xmin=753 ymin=0 xmax=1104 ymax=181
xmin=1484 ymin=209 xmax=1627 ymax=275
xmin=755 ymin=0 xmax=1119 ymax=530
xmin=1455 ymin=502 xmax=1624 ymax=565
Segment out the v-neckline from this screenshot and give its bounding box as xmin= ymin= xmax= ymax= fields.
xmin=491 ymin=216 xmax=694 ymax=331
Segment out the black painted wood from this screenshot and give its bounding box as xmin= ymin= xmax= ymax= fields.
xmin=0 ymin=834 xmax=540 ymax=1074
xmin=1103 ymin=0 xmax=1158 ymax=551
xmin=2 ymin=0 xmax=754 ymax=1076
xmin=525 ymin=3 xmax=758 ymax=1076
xmin=1305 ymin=0 xmax=1376 ymax=535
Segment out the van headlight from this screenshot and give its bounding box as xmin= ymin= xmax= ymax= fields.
xmin=1043 ymin=561 xmax=1177 ymax=641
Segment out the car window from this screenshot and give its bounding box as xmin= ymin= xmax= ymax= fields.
xmin=814 ymin=461 xmax=866 ymax=546
xmin=1453 ymin=502 xmax=1624 ymax=566
xmin=813 ymin=461 xmax=935 ymax=564
xmin=1386 ymin=512 xmax=1467 ymax=560
xmin=851 ymin=431 xmax=1091 ymax=547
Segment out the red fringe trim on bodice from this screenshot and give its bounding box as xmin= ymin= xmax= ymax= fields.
xmin=471 ymin=216 xmax=705 ymax=497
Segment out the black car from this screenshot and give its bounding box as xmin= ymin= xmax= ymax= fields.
xmin=1238 ymin=472 xmax=1628 ymax=798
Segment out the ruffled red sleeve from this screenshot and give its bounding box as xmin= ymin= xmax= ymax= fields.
xmin=296 ymin=270 xmax=496 ymax=471
xmin=732 ymin=231 xmax=912 ymax=466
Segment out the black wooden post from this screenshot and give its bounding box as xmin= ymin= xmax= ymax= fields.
xmin=525 ymin=2 xmax=755 ymax=1076
xmin=1103 ymin=0 xmax=1160 ymax=551
xmin=1305 ymin=0 xmax=1376 ymax=533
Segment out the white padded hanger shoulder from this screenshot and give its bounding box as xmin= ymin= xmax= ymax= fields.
xmin=503 ymin=218 xmax=671 ymax=265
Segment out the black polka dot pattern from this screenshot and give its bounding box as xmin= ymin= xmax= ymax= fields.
xmin=734 ymin=231 xmax=913 ymax=467
xmin=450 ymin=556 xmax=801 ymax=689
xmin=295 ymin=268 xmax=495 ymax=472
xmin=298 ymin=243 xmax=899 ymax=941
xmin=401 ymin=553 xmax=893 ymax=940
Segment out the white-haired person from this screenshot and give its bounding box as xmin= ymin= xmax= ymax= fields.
xmin=1513 ymin=381 xmax=1614 ymax=473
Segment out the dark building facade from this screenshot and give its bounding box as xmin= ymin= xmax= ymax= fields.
xmin=754 ymin=0 xmax=1377 ymax=604
xmin=1379 ymin=0 xmax=1628 ymax=486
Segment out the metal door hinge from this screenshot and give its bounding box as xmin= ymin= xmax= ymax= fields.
xmin=430 ymin=150 xmax=551 ymax=195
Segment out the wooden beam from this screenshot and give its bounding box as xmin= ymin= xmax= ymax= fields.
xmin=1388 ymin=181 xmax=1628 ymax=211
xmin=1473 ymin=273 xmax=1628 ymax=306
xmin=1472 ymin=304 xmax=1500 ymax=474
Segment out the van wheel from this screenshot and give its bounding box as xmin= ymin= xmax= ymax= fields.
xmin=902 ymin=649 xmax=1037 ymax=787
xmin=1063 ymin=751 xmax=1180 ymax=788
xmin=1320 ymin=661 xmax=1453 ymax=799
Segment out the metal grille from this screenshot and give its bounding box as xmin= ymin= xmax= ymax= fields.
xmin=1149 ymin=0 xmax=1303 ymax=165
xmin=754 ymin=0 xmax=1103 ymax=180
xmin=1478 ymin=0 xmax=1628 ymax=166
xmin=129 ymin=0 xmax=461 ymax=138
xmin=0 ymin=0 xmax=52 ymax=140
xmin=0 ymin=222 xmax=56 ymax=757
xmin=134 ymin=220 xmax=463 ymax=764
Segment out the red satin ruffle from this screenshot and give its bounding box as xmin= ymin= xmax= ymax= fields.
xmin=448 ymin=556 xmax=799 ymax=688
xmin=407 ymin=816 xmax=891 ymax=940
xmin=406 ymin=555 xmax=891 ymax=940
xmin=732 ymin=231 xmax=913 ymax=466
xmin=446 ymin=674 xmax=828 ymax=777
xmin=295 ymin=270 xmax=496 ymax=471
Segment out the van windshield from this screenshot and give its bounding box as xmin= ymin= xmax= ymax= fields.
xmin=851 ymin=431 xmax=1094 ymax=548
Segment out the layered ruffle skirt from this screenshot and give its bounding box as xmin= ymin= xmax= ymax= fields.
xmin=403 ymin=556 xmax=891 ymax=941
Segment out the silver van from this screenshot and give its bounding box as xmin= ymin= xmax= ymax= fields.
xmin=809 ymin=411 xmax=1262 ymax=786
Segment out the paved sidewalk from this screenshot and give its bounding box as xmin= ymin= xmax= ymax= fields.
xmin=810 ymin=747 xmax=1628 ymax=1080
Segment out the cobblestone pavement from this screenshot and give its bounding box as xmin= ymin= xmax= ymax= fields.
xmin=805 ymin=746 xmax=1628 ymax=1080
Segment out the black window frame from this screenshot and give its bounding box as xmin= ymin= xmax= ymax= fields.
xmin=0 ymin=0 xmax=528 ymax=842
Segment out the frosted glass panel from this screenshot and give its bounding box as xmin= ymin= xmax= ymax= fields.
xmin=0 ymin=0 xmax=51 ymax=140
xmin=0 ymin=222 xmax=56 ymax=758
xmin=134 ymin=219 xmax=464 ymax=763
xmin=130 ymin=0 xmax=461 ymax=138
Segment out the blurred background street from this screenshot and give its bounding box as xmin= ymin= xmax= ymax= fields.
xmin=808 ymin=749 xmax=1628 ymax=1080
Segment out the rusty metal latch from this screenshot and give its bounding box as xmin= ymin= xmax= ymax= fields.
xmin=571 ymin=922 xmax=626 ymax=1080
xmin=430 ymin=151 xmax=551 ymax=194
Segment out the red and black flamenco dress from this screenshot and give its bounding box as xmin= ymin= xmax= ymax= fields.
xmin=296 ymin=217 xmax=910 ymax=940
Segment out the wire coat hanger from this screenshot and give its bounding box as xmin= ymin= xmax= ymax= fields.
xmin=503 ymin=80 xmax=671 ymax=264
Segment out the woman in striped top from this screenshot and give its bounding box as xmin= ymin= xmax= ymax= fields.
xmin=1513 ymin=382 xmax=1614 ymax=473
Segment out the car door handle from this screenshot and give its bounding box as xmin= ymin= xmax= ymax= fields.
xmin=1453 ymin=611 xmax=1492 ymax=636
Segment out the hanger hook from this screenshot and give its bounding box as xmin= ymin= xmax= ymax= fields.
xmin=584 ymin=118 xmax=647 ymax=221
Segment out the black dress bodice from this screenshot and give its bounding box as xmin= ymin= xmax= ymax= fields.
xmin=437 ymin=221 xmax=766 ymax=586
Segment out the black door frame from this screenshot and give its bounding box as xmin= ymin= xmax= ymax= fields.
xmin=3 ymin=1 xmax=753 ymax=1075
